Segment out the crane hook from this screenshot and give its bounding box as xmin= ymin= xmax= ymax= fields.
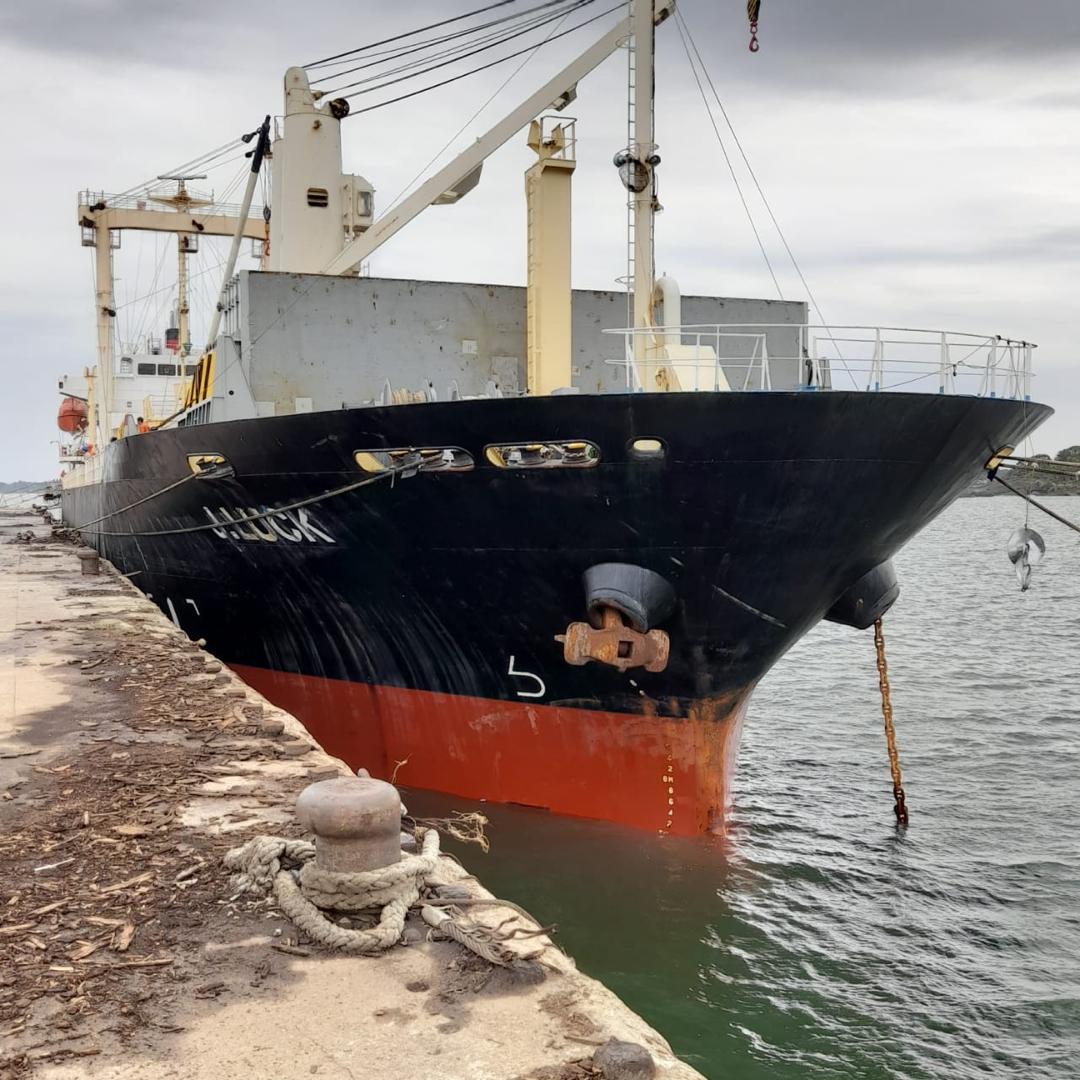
xmin=747 ymin=0 xmax=762 ymax=52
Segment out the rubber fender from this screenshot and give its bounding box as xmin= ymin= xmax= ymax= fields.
xmin=583 ymin=563 xmax=677 ymax=633
xmin=825 ymin=561 xmax=900 ymax=630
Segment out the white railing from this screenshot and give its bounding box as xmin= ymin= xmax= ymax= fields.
xmin=603 ymin=327 xmax=774 ymax=392
xmin=602 ymin=324 xmax=1036 ymax=399
xmin=534 ymin=114 xmax=577 ymax=160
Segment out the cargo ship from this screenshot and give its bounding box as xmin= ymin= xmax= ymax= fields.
xmin=56 ymin=1 xmax=1050 ymax=834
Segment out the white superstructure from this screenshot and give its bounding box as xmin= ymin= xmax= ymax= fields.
xmin=267 ymin=69 xmax=374 ymax=274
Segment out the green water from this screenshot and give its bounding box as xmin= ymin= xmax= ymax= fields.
xmin=407 ymin=499 xmax=1080 ymax=1078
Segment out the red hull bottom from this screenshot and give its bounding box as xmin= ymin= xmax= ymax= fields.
xmin=232 ymin=666 xmax=747 ymax=835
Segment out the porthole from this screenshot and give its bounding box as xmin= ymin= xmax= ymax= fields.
xmin=628 ymin=437 xmax=666 ymax=460
xmin=354 ymin=447 xmax=474 ymax=474
xmin=484 ymin=440 xmax=600 ymax=469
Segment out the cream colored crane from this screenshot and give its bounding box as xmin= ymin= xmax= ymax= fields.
xmin=319 ymin=1 xmax=674 ymax=394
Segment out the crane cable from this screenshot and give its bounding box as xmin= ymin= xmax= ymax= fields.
xmin=676 ymin=8 xmax=857 ymax=388
xmin=309 ymin=0 xmax=581 ymax=85
xmin=319 ymin=0 xmax=594 ymax=98
xmin=304 ymin=0 xmax=522 ymax=69
xmin=380 ymin=1 xmax=584 ymax=217
xmin=165 ymin=3 xmax=593 ymax=408
xmin=672 ymin=12 xmax=782 ymax=299
xmin=336 ymin=2 xmax=617 ymax=109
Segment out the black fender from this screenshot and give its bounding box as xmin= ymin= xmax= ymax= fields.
xmin=825 ymin=561 xmax=900 ymax=630
xmin=583 ymin=563 xmax=677 ymax=633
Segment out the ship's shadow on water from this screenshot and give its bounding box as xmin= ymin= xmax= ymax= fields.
xmin=406 ymin=499 xmax=1080 ymax=1080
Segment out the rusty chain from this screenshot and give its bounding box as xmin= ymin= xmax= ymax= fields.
xmin=873 ymin=617 xmax=909 ymax=825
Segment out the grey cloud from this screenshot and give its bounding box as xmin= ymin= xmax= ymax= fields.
xmin=662 ymin=0 xmax=1080 ymax=99
xmin=10 ymin=0 xmax=1080 ymax=72
xmin=800 ymin=225 xmax=1080 ymax=268
xmin=1022 ymin=90 xmax=1080 ymax=109
xmin=3 ymin=0 xmax=339 ymax=65
xmin=691 ymin=0 xmax=1080 ymax=60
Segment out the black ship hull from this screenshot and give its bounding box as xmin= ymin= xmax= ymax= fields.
xmin=61 ymin=390 xmax=1049 ymax=833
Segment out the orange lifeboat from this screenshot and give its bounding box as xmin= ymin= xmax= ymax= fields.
xmin=58 ymin=396 xmax=88 ymax=433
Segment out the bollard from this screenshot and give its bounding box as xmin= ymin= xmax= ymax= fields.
xmin=296 ymin=775 xmax=401 ymax=874
xmin=77 ymin=550 xmax=100 ymax=576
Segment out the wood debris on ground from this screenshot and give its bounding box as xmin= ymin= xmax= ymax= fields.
xmin=0 ymin=533 xmax=332 ymax=1076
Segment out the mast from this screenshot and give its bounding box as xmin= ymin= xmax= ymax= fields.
xmin=205 ymin=116 xmax=271 ymax=351
xmin=154 ymin=175 xmax=209 ymax=356
xmin=177 ymin=233 xmax=189 ymax=356
xmin=631 ymin=0 xmax=657 ymax=342
xmin=91 ymin=225 xmax=115 ymax=449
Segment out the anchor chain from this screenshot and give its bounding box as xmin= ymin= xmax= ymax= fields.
xmin=872 ymin=617 xmax=909 ymax=825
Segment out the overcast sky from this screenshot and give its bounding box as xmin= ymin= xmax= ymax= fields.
xmin=1 ymin=0 xmax=1077 ymax=480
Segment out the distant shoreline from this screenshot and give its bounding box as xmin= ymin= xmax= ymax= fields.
xmin=963 ymin=477 xmax=1079 ymax=498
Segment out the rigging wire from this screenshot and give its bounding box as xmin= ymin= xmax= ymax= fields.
xmin=381 ymin=0 xmax=582 ymax=215
xmin=131 ymin=235 xmax=170 ymax=352
xmin=343 ymin=2 xmax=622 ymax=113
xmin=142 ymin=1 xmax=606 ymax=419
xmin=155 ymin=3 xmax=615 ymax=414
xmin=309 ymin=0 xmax=579 ymax=84
xmin=319 ymin=0 xmax=596 ymax=98
xmin=116 ymin=258 xmax=230 ymax=315
xmin=675 ymin=8 xmax=857 ymax=387
xmin=318 ymin=1 xmax=591 ymax=94
xmin=671 ymin=13 xmax=782 ymax=299
xmin=304 ymin=0 xmax=523 ymax=69
xmin=111 ymin=139 xmax=245 ymax=202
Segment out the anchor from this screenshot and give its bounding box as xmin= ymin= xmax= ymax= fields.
xmin=556 ymin=563 xmax=675 ymax=673
xmin=557 ymin=607 xmax=670 ymax=673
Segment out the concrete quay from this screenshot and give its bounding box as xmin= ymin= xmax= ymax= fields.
xmin=0 ymin=508 xmax=705 ymax=1080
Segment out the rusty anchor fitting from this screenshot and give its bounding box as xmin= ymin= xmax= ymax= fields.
xmin=556 ymin=607 xmax=670 ymax=673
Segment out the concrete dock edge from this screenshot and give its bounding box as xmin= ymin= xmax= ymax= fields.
xmin=1 ymin=510 xmax=706 ymax=1080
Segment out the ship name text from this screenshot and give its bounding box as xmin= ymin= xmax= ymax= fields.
xmin=203 ymin=505 xmax=336 ymax=544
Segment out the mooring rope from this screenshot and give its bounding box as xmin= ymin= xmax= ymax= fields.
xmin=64 ymin=472 xmax=198 ymax=531
xmin=224 ymin=829 xmax=441 ymax=953
xmin=992 ymin=473 xmax=1080 ymax=536
xmin=66 ymin=462 xmax=414 ymax=539
xmin=224 ymin=823 xmax=549 ymax=975
xmin=873 ymin=617 xmax=909 ymax=826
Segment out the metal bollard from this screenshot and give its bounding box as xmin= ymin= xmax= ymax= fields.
xmin=77 ymin=550 xmax=100 ymax=576
xmin=296 ymin=775 xmax=401 ymax=874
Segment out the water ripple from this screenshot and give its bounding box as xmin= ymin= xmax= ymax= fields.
xmin=410 ymin=499 xmax=1080 ymax=1079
